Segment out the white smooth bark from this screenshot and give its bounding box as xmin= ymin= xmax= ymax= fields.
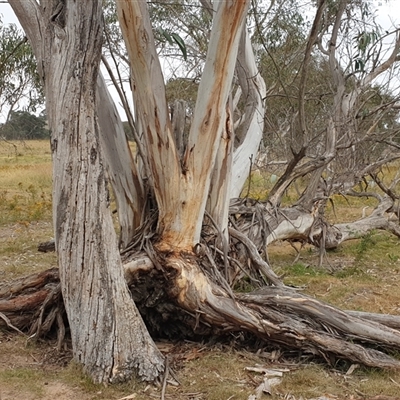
xmin=178 ymin=0 xmax=250 ymax=245
xmin=231 ymin=30 xmax=266 ymax=198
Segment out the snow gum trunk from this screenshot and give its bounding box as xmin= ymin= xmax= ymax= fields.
xmin=117 ymin=0 xmax=250 ymax=249
xmin=9 ymin=0 xmax=164 ymax=383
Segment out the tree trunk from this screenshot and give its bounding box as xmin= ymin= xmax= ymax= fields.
xmin=9 ymin=0 xmax=164 ymax=383
xmin=231 ymin=29 xmax=267 ymax=198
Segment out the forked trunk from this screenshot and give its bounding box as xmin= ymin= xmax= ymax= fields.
xmin=117 ymin=0 xmax=250 ymax=249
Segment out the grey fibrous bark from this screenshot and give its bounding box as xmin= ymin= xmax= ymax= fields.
xmin=9 ymin=0 xmax=164 ymax=383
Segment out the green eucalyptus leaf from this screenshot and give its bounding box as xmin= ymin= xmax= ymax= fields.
xmin=171 ymin=33 xmax=187 ymax=61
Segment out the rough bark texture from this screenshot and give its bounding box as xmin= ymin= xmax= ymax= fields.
xmin=9 ymin=0 xmax=164 ymax=383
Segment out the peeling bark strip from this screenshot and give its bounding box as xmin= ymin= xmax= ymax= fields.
xmin=117 ymin=0 xmax=250 ymax=248
xmin=9 ymin=0 xmax=164 ymax=383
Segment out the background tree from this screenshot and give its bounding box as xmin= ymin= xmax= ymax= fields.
xmin=0 ymin=110 xmax=49 ymax=139
xmin=0 ymin=17 xmax=43 ymax=123
xmin=248 ymin=0 xmax=400 ymax=249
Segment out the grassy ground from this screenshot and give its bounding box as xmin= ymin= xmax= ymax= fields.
xmin=1 ymin=140 xmax=400 ymax=400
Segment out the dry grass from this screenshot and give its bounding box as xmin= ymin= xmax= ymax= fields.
xmin=0 ymin=140 xmax=52 ymax=226
xmin=1 ymin=141 xmax=400 ymax=399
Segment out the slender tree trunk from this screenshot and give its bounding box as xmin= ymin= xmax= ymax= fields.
xmin=231 ymin=30 xmax=267 ymax=198
xmin=9 ymin=0 xmax=164 ymax=383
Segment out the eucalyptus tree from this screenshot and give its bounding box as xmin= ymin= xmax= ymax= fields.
xmin=306 ymin=0 xmax=400 ymax=246
xmin=250 ymin=0 xmax=400 ymax=247
xmin=1 ymin=110 xmax=48 ymax=139
xmin=4 ymin=0 xmax=400 ymax=386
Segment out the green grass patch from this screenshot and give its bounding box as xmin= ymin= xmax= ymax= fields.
xmin=0 ymin=368 xmax=46 ymax=397
xmin=334 ymin=265 xmax=371 ymax=280
xmin=287 ymin=262 xmax=323 ymax=277
xmin=277 ymin=262 xmax=330 ymax=288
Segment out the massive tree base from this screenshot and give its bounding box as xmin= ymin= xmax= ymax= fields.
xmin=3 ymin=199 xmax=400 ymax=380
xmin=2 ymin=250 xmax=400 ymax=375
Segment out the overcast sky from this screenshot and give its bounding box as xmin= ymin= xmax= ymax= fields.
xmin=1 ymin=0 xmax=399 ymax=122
xmin=1 ymin=1 xmax=399 ymax=26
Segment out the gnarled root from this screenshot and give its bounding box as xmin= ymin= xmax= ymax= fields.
xmin=158 ymin=251 xmax=400 ymax=369
xmin=3 ymin=258 xmax=400 ymax=370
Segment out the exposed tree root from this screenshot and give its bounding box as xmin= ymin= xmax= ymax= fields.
xmin=158 ymin=252 xmax=400 ymax=369
xmin=2 ymin=250 xmax=400 ymax=371
xmin=228 ymin=227 xmax=282 ymax=286
xmin=0 ymin=268 xmax=61 ymax=333
xmin=0 ymin=311 xmax=25 ymax=335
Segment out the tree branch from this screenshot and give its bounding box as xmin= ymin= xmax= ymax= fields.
xmin=8 ymin=0 xmax=43 ymax=52
xmin=363 ymin=30 xmax=400 ymax=87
